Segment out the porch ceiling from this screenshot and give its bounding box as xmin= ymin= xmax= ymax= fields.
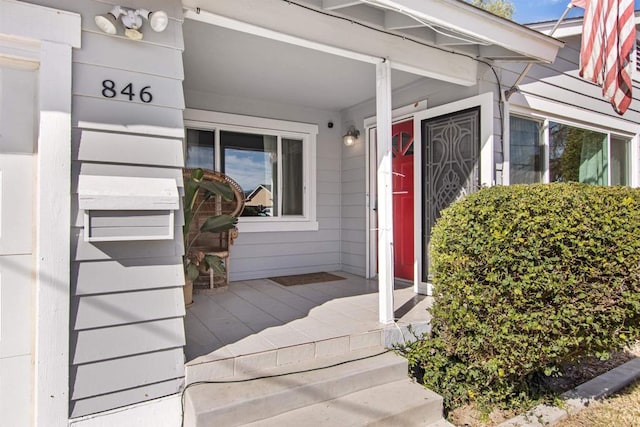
xmin=183 ymin=19 xmax=424 ymax=111
xmin=182 ymin=0 xmax=563 ymax=80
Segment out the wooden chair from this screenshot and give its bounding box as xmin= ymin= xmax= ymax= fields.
xmin=183 ymin=168 xmax=245 ymax=288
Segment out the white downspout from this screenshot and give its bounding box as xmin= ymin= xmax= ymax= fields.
xmin=376 ymin=59 xmax=395 ymax=324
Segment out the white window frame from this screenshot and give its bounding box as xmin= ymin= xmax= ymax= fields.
xmin=184 ymin=109 xmax=319 ymax=233
xmin=507 ymin=113 xmax=546 ymax=185
xmin=508 ymin=107 xmax=636 ymax=186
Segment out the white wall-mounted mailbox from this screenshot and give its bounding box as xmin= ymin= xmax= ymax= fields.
xmin=78 ymin=175 xmax=180 ymax=242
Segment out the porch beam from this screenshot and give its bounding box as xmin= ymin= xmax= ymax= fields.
xmin=376 ymin=59 xmax=394 ymax=325
xmin=183 ymin=7 xmax=382 ymax=66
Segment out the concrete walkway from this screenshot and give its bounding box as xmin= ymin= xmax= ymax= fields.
xmin=185 ymin=271 xmax=432 ymax=362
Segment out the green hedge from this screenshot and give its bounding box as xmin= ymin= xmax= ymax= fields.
xmin=405 ymin=183 xmax=640 ymax=410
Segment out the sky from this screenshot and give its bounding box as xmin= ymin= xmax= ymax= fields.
xmin=511 ymin=0 xmax=640 ymax=24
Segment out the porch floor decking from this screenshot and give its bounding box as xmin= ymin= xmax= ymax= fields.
xmin=185 ymin=272 xmax=432 ymax=363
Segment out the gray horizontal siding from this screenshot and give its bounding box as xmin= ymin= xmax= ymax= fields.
xmin=72 ymin=288 xmax=185 ymax=330
xmin=34 ymin=0 xmax=191 ymax=417
xmin=72 ymin=96 xmax=185 ymax=138
xmin=340 ymin=135 xmax=367 ymax=276
xmin=71 ymin=162 xmax=184 ymax=193
xmin=75 ymin=32 xmax=185 ymax=80
xmin=72 ymin=257 xmax=183 ymax=295
xmin=73 ymin=129 xmax=184 ymax=168
xmin=71 ymin=318 xmax=185 ymax=364
xmin=70 ymin=378 xmax=183 ymax=418
xmin=503 ymin=34 xmax=640 ymax=125
xmin=70 ymin=348 xmax=184 ymax=401
xmin=233 ymin=252 xmax=341 ymax=273
xmin=318 ymin=204 xmax=341 ymax=218
xmin=72 ymin=227 xmax=184 ymax=261
xmin=232 ymin=241 xmax=338 ymax=259
xmin=233 ymin=229 xmax=341 ymax=245
xmin=342 ymin=192 xmax=366 ymax=208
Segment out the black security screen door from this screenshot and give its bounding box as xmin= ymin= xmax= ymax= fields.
xmin=422 ymin=107 xmax=480 ymax=281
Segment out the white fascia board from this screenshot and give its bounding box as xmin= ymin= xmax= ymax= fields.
xmin=182 ymin=0 xmax=477 ymax=86
xmin=373 ymin=0 xmax=564 ymax=63
xmin=0 ymin=0 xmax=81 ymax=48
xmin=529 ymin=14 xmax=640 ymax=39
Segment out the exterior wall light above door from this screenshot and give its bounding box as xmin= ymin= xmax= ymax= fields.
xmin=94 ymin=6 xmax=169 ymax=40
xmin=343 ymin=126 xmax=360 ymax=146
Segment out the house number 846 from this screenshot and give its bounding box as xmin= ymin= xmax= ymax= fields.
xmin=101 ymin=80 xmax=153 ymax=103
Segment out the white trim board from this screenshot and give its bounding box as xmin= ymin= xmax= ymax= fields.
xmin=0 ymin=2 xmax=80 ymax=425
xmin=364 ymin=99 xmax=427 ymax=282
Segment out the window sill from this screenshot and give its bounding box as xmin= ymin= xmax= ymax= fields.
xmin=237 ymin=220 xmax=319 ymax=233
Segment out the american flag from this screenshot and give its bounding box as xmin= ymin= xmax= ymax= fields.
xmin=573 ymin=0 xmax=636 ymax=115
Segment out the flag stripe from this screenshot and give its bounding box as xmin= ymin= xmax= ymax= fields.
xmin=579 ymin=0 xmax=635 ymax=115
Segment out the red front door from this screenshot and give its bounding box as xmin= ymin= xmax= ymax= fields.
xmin=392 ymin=119 xmax=414 ymax=281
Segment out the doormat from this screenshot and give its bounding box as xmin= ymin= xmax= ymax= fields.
xmin=269 ymin=272 xmax=346 ymax=286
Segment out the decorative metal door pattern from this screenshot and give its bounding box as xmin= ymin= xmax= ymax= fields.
xmin=422 ymin=107 xmax=480 ymax=280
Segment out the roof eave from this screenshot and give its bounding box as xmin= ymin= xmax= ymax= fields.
xmin=377 ymin=0 xmax=564 ymax=63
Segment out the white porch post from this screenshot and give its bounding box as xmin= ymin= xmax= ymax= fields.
xmin=35 ymin=40 xmax=73 ymax=427
xmin=376 ymin=59 xmax=394 ymax=324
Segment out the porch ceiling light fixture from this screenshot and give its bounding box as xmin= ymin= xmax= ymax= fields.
xmin=343 ymin=126 xmax=360 ymax=147
xmin=94 ymin=6 xmax=169 ymax=40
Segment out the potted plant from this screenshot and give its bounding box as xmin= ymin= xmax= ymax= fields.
xmin=183 ymin=168 xmax=238 ymax=306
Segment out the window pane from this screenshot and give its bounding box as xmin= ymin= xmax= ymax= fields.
xmin=185 ymin=129 xmax=215 ymax=170
xmin=549 ymin=122 xmax=608 ymax=185
xmin=510 ymin=116 xmax=542 ymax=184
xmin=282 ymin=139 xmax=303 ymax=215
xmin=221 ymin=131 xmax=278 ymax=217
xmin=610 ymin=136 xmax=629 ymax=186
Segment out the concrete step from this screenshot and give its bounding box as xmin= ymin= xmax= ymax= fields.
xmin=241 ymin=378 xmax=444 ymax=427
xmin=186 ymin=330 xmax=384 ymax=383
xmin=184 ymin=347 xmax=412 ymax=427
